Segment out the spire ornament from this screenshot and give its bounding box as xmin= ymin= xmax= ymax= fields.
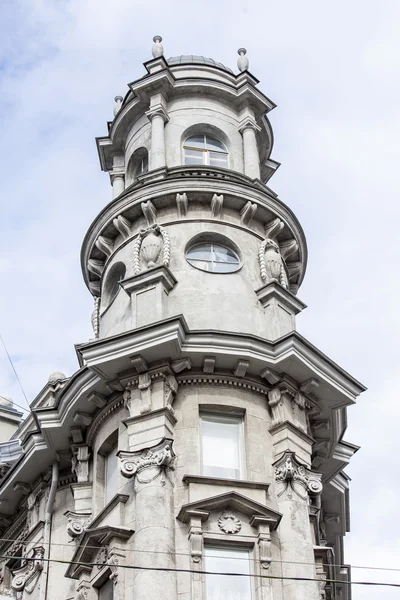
xmin=113 ymin=96 xmax=123 ymax=117
xmin=152 ymin=35 xmax=164 ymax=58
xmin=237 ymin=48 xmax=249 ymax=72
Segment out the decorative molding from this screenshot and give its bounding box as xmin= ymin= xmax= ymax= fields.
xmin=280 ymin=239 xmax=298 ymax=261
xmin=113 ymin=214 xmax=131 ymax=239
xmin=264 ymin=217 xmax=284 ymax=240
xmin=88 ymin=258 xmax=105 ymax=277
xmin=91 ymin=297 xmax=101 ymax=339
xmin=71 ymin=445 xmax=91 ymax=483
xmin=11 ymin=546 xmax=44 ymax=593
xmin=87 ymin=392 xmax=107 ymax=409
xmin=176 ymin=193 xmax=188 ymax=218
xmin=74 ymin=580 xmax=90 ymax=600
xmin=13 ymin=482 xmax=31 ymax=495
xmin=183 ymin=474 xmax=270 ymax=492
xmin=260 ymin=367 xmax=281 ymax=385
xmin=267 ymin=388 xmax=284 ymax=428
xmin=86 ymin=397 xmax=124 ymax=447
xmin=95 ymin=235 xmax=114 ymax=258
xmin=119 ymin=438 xmax=175 ymax=484
xmin=65 ymin=511 xmax=91 ymax=539
xmin=141 ymin=200 xmax=157 ymax=226
xmin=178 ymin=374 xmax=268 ymax=396
xmin=274 ymin=451 xmax=323 ymax=500
xmin=211 ymin=193 xmax=223 ymax=219
xmin=73 ymin=412 xmax=92 ymax=427
xmin=234 ymin=360 xmax=249 ymax=378
xmin=240 ymin=201 xmax=257 ymax=226
xmin=218 ymin=511 xmax=241 ymax=534
xmin=259 ymin=238 xmax=288 ymax=288
xmin=132 ymin=224 xmax=170 ymax=274
xmin=203 ymin=357 xmax=216 ymax=374
xmin=171 ymin=357 xmax=192 ymax=373
xmin=130 ymin=354 xmax=149 ymax=373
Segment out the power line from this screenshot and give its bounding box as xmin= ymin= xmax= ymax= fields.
xmin=0 ymin=537 xmax=399 ymax=575
xmin=1 ymin=554 xmax=399 ymax=589
xmin=0 ymin=332 xmax=30 ymax=410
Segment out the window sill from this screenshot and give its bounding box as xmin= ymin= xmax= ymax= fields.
xmin=182 ymin=474 xmax=270 ymax=491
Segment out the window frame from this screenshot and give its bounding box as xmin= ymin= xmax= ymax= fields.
xmin=200 ymin=413 xmax=245 ymax=480
xmin=203 ymin=545 xmax=254 ymax=600
xmin=183 ymin=134 xmax=229 ymax=168
xmin=104 ymin=443 xmax=119 ymax=506
xmin=185 ymin=242 xmax=241 ymax=274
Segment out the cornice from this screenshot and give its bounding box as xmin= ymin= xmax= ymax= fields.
xmin=86 ymin=396 xmax=124 ymax=447
xmin=81 ymin=167 xmax=307 ymax=293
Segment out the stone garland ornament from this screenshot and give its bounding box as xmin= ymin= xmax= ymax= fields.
xmin=119 ymin=439 xmax=175 ymax=484
xmin=91 ymin=297 xmax=100 ymax=339
xmin=218 ymin=512 xmax=242 ymax=534
xmin=11 ymin=546 xmax=45 ymax=594
xmin=259 ymin=238 xmax=289 ymax=288
xmin=132 ymin=224 xmax=170 ymax=274
xmin=274 ymin=452 xmax=323 ymax=500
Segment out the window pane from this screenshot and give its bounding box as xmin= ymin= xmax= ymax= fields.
xmin=212 ymin=261 xmax=240 ymax=273
xmin=212 ymin=245 xmax=239 ymax=264
xmin=105 ymin=445 xmax=118 ymax=504
xmin=184 ymin=149 xmax=205 ymax=165
xmin=98 ymin=577 xmax=114 ymax=600
xmin=187 ymin=244 xmax=212 ymax=261
xmin=205 ymin=547 xmax=252 ymax=600
xmin=205 ymin=136 xmax=226 ymax=151
xmin=185 ymin=135 xmax=205 ymax=149
xmin=187 ymin=258 xmax=213 ymax=271
xmin=209 ymin=154 xmax=228 ymax=168
xmin=202 ymin=417 xmax=241 ymax=479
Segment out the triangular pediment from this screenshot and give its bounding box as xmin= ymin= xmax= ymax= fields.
xmin=177 ymin=491 xmax=282 ymax=529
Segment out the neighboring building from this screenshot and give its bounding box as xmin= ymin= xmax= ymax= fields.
xmin=0 ymin=38 xmax=365 ymax=600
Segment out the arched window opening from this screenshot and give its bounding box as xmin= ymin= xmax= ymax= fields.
xmin=183 ymin=134 xmax=228 ymax=168
xmin=103 ymin=262 xmax=126 ymax=305
xmin=136 ymin=153 xmax=149 ymax=177
xmin=186 ymin=242 xmax=240 ymax=274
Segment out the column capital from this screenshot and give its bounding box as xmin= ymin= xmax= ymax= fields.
xmin=239 ymin=117 xmax=261 ymax=134
xmin=273 ymin=450 xmax=323 ymax=499
xmin=109 ymin=171 xmax=125 ymax=184
xmin=145 ymin=104 xmax=169 ymax=123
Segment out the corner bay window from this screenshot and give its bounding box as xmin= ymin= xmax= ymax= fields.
xmin=201 ymin=414 xmax=244 ymax=479
xmin=183 ymin=134 xmax=228 ymax=167
xmin=205 ymin=547 xmax=252 ymax=600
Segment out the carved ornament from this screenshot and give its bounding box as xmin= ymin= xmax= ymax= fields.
xmin=65 ymin=511 xmax=91 ymax=540
xmin=133 ymin=223 xmax=170 ymax=274
xmin=119 ymin=438 xmax=175 ymax=484
xmin=274 ymin=452 xmax=323 ymax=500
xmin=218 ymin=511 xmax=242 ymax=534
xmin=11 ymin=546 xmax=44 ymax=593
xmin=71 ymin=445 xmax=91 ymax=483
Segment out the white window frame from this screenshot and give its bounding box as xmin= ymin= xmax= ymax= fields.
xmin=200 ymin=413 xmax=245 ymax=480
xmin=203 ymin=545 xmax=254 ymax=600
xmin=183 ymin=134 xmax=229 ymax=168
xmin=104 ymin=443 xmax=118 ymax=505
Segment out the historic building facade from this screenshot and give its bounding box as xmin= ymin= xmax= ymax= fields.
xmin=0 ymin=38 xmax=365 ymax=600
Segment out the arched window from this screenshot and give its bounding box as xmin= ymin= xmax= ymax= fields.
xmin=103 ymin=262 xmax=126 ymax=305
xmin=183 ymin=134 xmax=228 ymax=168
xmin=136 ymin=153 xmax=149 ymax=177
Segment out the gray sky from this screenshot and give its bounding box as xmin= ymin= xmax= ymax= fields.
xmin=0 ymin=1 xmax=399 ymax=597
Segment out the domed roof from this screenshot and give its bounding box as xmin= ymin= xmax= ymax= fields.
xmin=167 ymin=55 xmax=233 ymax=74
xmin=0 ymin=395 xmax=13 ymax=408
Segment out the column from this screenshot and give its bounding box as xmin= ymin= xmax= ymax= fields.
xmin=273 ymin=451 xmax=322 ymax=600
xmin=111 ymin=173 xmax=125 ymax=198
xmin=146 ymin=105 xmax=168 ymax=170
xmin=240 ymin=120 xmax=261 ymax=179
xmin=119 ymin=439 xmax=177 ymax=600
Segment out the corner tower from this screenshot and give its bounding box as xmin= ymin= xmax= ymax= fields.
xmin=74 ymin=39 xmax=365 ymax=600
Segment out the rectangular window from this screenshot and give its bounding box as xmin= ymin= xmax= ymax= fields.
xmin=105 ymin=444 xmax=118 ymax=505
xmin=98 ymin=577 xmax=114 ymax=600
xmin=204 ymin=547 xmax=252 ymax=600
xmin=201 ymin=414 xmax=243 ymax=479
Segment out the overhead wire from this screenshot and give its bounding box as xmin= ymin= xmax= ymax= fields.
xmin=0 ymin=332 xmax=30 ymax=411
xmin=1 ymin=553 xmax=399 ymax=589
xmin=0 ymin=536 xmax=398 ymax=575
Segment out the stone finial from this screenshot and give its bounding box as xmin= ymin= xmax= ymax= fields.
xmin=48 ymin=372 xmax=66 ymax=383
xmin=113 ymin=96 xmax=123 ymax=117
xmin=152 ymin=35 xmax=164 ymax=58
xmin=237 ymin=48 xmax=249 ymax=72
